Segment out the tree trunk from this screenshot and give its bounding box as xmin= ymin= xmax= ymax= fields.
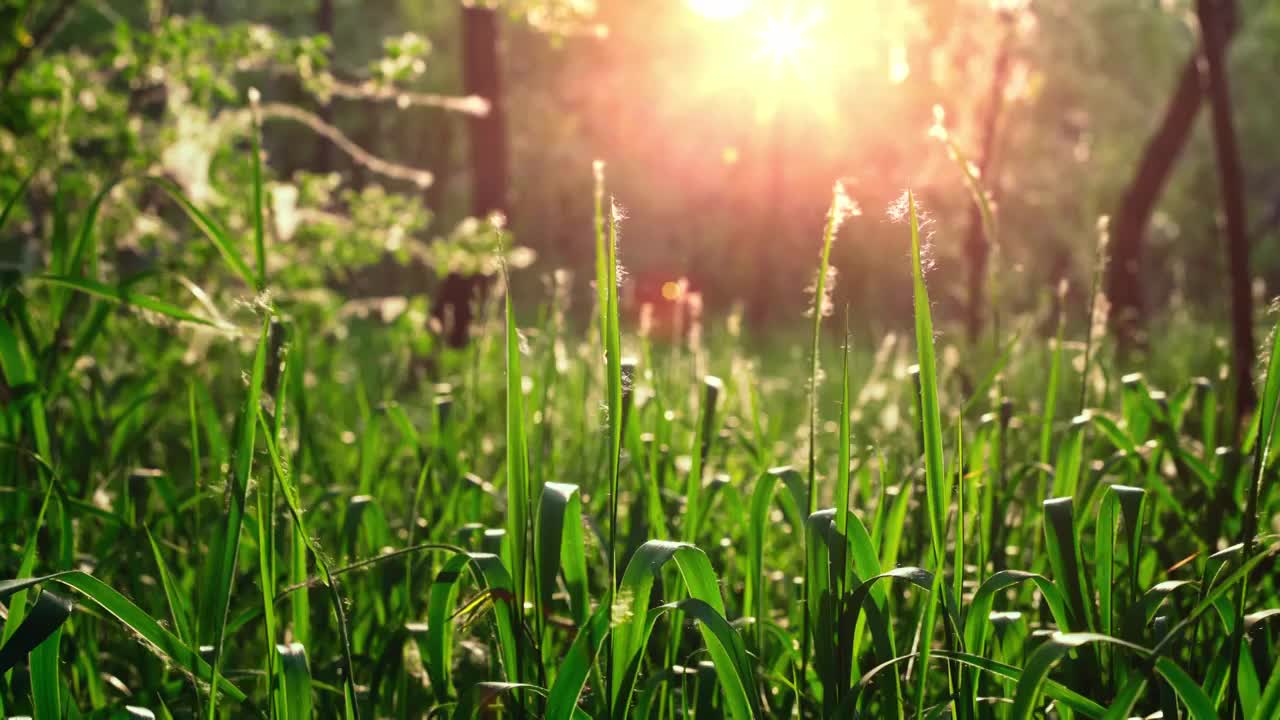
xmin=1197 ymin=0 xmax=1254 ymax=417
xmin=462 ymin=6 xmax=509 ymax=218
xmin=1106 ymin=10 xmax=1243 ymax=348
xmin=433 ymin=5 xmax=509 ymax=348
xmin=963 ymin=17 xmax=1013 ymax=341
xmin=1105 ymin=58 xmax=1205 ymax=343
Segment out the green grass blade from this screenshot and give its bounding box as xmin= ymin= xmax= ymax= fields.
xmin=249 ymin=94 xmax=267 ymax=291
xmin=29 ymin=600 xmax=64 ymax=720
xmin=905 ymin=190 xmax=949 ymax=569
xmin=744 ymin=467 xmax=805 ymax=647
xmin=546 ymin=603 xmax=610 ymax=717
xmin=502 ymin=256 xmax=531 ymax=675
xmin=535 ymin=482 xmax=589 ymax=626
xmin=1257 ymin=659 xmax=1280 ymax=719
xmin=611 ymin=541 xmax=760 ymax=718
xmin=275 ymin=642 xmax=313 ymax=720
xmin=852 ymin=649 xmax=1105 ymax=718
xmin=1 ymin=484 xmax=54 ymax=662
xmin=426 ymin=551 xmax=520 ymax=697
xmin=1095 ymin=485 xmax=1146 ymax=639
xmin=683 ymin=375 xmax=722 ymax=542
xmin=151 ymin=177 xmax=257 ymax=289
xmin=0 ymin=161 xmax=38 ymax=231
xmin=963 ymin=570 xmax=1071 ymax=658
xmin=27 ymin=274 xmax=222 ymax=327
xmin=205 ymin=314 xmax=270 ymax=718
xmin=1043 ymin=497 xmax=1094 ymax=632
xmin=0 ymin=572 xmax=246 ymax=702
xmin=144 ymin=525 xmax=194 ymax=644
xmin=455 ymin=682 xmax=548 ymax=720
xmin=836 ymin=327 xmax=853 ymax=543
xmin=1040 ymin=309 xmax=1065 ymax=466
xmin=0 ymin=589 xmax=71 ymax=675
xmin=1011 ymin=633 xmax=1113 ymax=720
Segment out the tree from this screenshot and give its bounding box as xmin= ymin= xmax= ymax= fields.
xmin=432 ymin=4 xmax=510 ymax=348
xmin=1104 ymin=55 xmax=1206 ymax=343
xmin=963 ymin=9 xmax=1015 ymax=340
xmin=1196 ymin=0 xmax=1255 ymax=420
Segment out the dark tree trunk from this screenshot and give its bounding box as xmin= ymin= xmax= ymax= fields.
xmin=432 ymin=5 xmax=509 ymax=348
xmin=963 ymin=16 xmax=1013 ymax=341
xmin=1106 ymin=10 xmax=1242 ymax=347
xmin=1197 ymin=0 xmax=1255 ymax=419
xmin=462 ymin=6 xmax=509 ymax=218
xmin=1105 ymin=58 xmax=1205 ymax=342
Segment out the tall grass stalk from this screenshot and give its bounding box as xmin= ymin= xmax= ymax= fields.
xmin=1079 ymin=216 xmax=1111 ymax=414
xmin=1227 ymin=314 xmax=1280 ymax=717
xmin=903 ymin=189 xmax=952 ymax=719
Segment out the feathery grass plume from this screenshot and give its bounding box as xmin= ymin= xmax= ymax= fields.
xmin=930 ymin=103 xmax=1002 ymax=341
xmin=809 ymin=181 xmax=860 ymax=510
xmin=1080 ymin=215 xmax=1111 ymax=413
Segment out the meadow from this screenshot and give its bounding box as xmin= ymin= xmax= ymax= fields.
xmin=2 ymin=139 xmax=1279 ymax=720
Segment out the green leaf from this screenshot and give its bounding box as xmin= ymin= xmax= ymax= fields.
xmin=27 ymin=275 xmax=222 ymax=327
xmin=611 ymin=541 xmax=759 ymax=720
xmin=546 ymin=603 xmax=610 ymax=716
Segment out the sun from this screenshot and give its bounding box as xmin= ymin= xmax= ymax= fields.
xmin=687 ymin=0 xmax=749 ymax=21
xmin=756 ymin=11 xmax=819 ymax=68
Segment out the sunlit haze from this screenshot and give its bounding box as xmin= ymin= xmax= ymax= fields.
xmin=686 ymin=0 xmax=750 ymax=21
xmin=756 ymin=12 xmax=815 ymax=68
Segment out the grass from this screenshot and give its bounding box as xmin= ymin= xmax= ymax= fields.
xmin=1 ymin=153 xmax=1280 ymax=720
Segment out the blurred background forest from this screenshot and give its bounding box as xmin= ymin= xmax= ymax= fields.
xmin=3 ymin=0 xmax=1280 ymax=345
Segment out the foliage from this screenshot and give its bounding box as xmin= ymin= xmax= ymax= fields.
xmin=2 ymin=1 xmax=1280 ymax=718
xmin=2 ymin=132 xmax=1280 ymax=716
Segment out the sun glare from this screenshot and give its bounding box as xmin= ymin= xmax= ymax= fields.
xmin=756 ymin=11 xmax=818 ymax=68
xmin=687 ymin=0 xmax=749 ymax=21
